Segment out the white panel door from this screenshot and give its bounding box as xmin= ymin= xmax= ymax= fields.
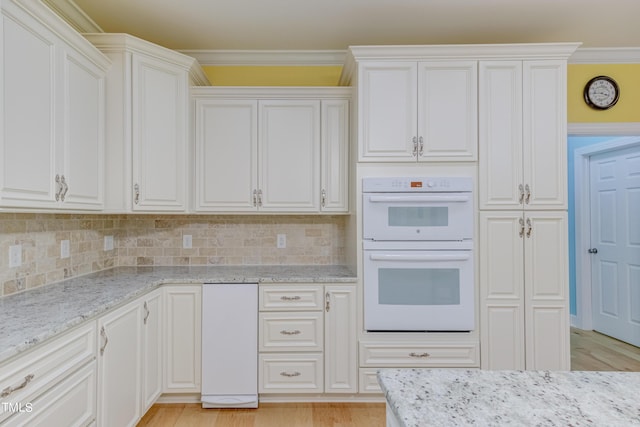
xmin=524 ymin=212 xmax=569 ymax=370
xmin=590 ymin=146 xmax=640 ymax=347
xmin=358 ymin=62 xmax=418 ymax=161
xmin=320 ymin=99 xmax=349 ymax=212
xmin=132 ymin=53 xmax=187 ymax=211
xmin=0 ymin=7 xmax=58 ymax=208
xmin=523 ymin=60 xmax=567 ymax=210
xmin=195 ymin=99 xmax=258 ymax=211
xmin=61 ymin=46 xmax=105 ymax=209
xmin=417 ymin=61 xmax=477 ymax=161
xmin=164 ymin=286 xmax=201 ymax=393
xmin=479 ymin=212 xmax=525 ymax=370
xmin=325 ymin=286 xmax=357 ymax=393
xmin=479 ymin=61 xmax=523 ymax=210
xmin=97 ymin=299 xmax=143 ymax=427
xmin=259 ymin=100 xmax=320 ymax=211
xmin=142 ymin=290 xmax=163 ymax=413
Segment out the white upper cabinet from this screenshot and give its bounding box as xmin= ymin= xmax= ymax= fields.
xmin=0 ymin=0 xmax=108 ymax=210
xmin=194 ymin=99 xmax=258 ymax=211
xmin=357 ymin=60 xmax=477 ymax=162
xmin=479 ymin=60 xmax=568 ymax=210
xmin=193 ymin=88 xmax=350 ymax=213
xmin=84 ymin=33 xmax=209 ymax=213
xmin=259 ymin=100 xmax=320 ymax=212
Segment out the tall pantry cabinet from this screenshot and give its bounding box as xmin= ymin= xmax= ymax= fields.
xmin=83 ymin=33 xmax=210 ymax=212
xmin=478 ymin=46 xmax=579 ymax=370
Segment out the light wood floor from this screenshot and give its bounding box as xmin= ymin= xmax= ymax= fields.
xmin=139 ymin=328 xmax=640 ymax=427
xmin=570 ymin=327 xmax=640 ymax=371
xmin=138 ymin=402 xmax=386 ymax=427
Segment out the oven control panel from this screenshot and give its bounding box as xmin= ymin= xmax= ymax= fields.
xmin=362 ymin=177 xmax=472 ymax=192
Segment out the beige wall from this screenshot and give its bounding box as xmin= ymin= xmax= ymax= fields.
xmin=0 ymin=213 xmax=346 ymax=297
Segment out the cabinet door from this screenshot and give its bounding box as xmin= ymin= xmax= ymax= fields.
xmin=194 ymin=99 xmax=258 ymax=211
xmin=417 ymin=61 xmax=477 ymax=161
xmin=523 ymin=60 xmax=567 ymax=210
xmin=358 ymin=62 xmax=417 ymax=161
xmin=131 ymin=53 xmax=187 ymax=211
xmin=524 ymin=212 xmax=570 ymax=370
xmin=321 ymin=99 xmax=349 ymax=212
xmin=97 ymin=299 xmax=142 ymax=427
xmin=0 ymin=6 xmax=58 ymax=208
xmin=142 ymin=290 xmax=163 ymax=413
xmin=478 ymin=61 xmax=523 ymax=210
xmin=164 ymin=286 xmax=201 ymax=393
xmin=259 ymin=100 xmax=320 ymax=211
xmin=60 ymin=45 xmax=105 ymax=210
xmin=324 ymin=286 xmax=357 ymax=393
xmin=479 ymin=212 xmax=525 ymax=370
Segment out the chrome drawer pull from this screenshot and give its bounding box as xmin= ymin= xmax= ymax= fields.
xmin=280 ymin=296 xmax=301 ymax=301
xmin=1 ymin=374 xmax=35 ymax=398
xmin=280 ymin=329 xmax=301 ymax=335
xmin=280 ymin=371 xmax=301 ymax=377
xmin=100 ymin=326 xmax=109 ymax=356
xmin=409 ymin=352 xmax=430 ymax=358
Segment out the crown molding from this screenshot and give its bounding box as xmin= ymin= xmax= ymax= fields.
xmin=569 ymin=48 xmax=640 ymax=64
xmin=191 ymin=86 xmax=352 ymax=99
xmin=41 ymin=0 xmax=102 ymax=33
xmin=568 ymin=122 xmax=640 ymax=135
xmin=178 ymin=50 xmax=347 ymax=66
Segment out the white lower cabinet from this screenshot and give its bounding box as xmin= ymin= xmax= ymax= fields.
xmin=258 ymin=284 xmax=357 ymax=395
xmin=97 ymin=289 xmax=162 ymax=427
xmin=163 ymin=286 xmax=202 ymax=393
xmin=0 ymin=322 xmax=96 ymax=426
xmin=96 ymin=298 xmax=143 ymax=427
xmin=358 ymin=340 xmax=479 ymax=393
xmin=479 ymin=211 xmax=570 ymax=370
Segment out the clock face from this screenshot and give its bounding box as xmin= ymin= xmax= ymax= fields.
xmin=584 ymin=76 xmax=619 ymax=110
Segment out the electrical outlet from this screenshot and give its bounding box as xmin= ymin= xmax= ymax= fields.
xmin=61 ymin=240 xmax=70 ymax=259
xmin=183 ymin=234 xmax=192 ymax=249
xmin=9 ymin=244 xmax=22 ymax=268
xmin=104 ymin=235 xmax=114 ymax=251
xmin=277 ymin=234 xmax=286 ymax=249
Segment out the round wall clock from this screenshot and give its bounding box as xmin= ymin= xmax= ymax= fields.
xmin=583 ymin=76 xmax=619 ymax=110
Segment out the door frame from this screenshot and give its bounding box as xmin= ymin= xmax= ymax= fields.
xmin=569 ymin=123 xmax=640 ymax=329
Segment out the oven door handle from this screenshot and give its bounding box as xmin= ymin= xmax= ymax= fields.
xmin=367 ymin=195 xmax=470 ymax=203
xmin=369 ymin=253 xmax=471 ymax=262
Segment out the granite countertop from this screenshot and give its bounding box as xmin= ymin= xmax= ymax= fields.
xmin=378 ymin=368 xmax=640 ymax=426
xmin=0 ymin=265 xmax=355 ymax=365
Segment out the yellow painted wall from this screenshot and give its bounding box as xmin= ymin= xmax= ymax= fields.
xmin=204 ymin=64 xmax=640 ymax=123
xmin=203 ymin=65 xmax=343 ymax=86
xmin=568 ymin=64 xmax=640 ymax=122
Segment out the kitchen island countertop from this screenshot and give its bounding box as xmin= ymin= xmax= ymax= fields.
xmin=0 ymin=265 xmax=355 ymax=364
xmin=378 ymin=368 xmax=640 ymax=426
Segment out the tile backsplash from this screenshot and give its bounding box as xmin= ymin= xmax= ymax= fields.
xmin=0 ymin=213 xmax=346 ymax=297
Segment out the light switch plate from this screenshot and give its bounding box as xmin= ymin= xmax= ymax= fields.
xmin=277 ymin=234 xmax=286 ymax=249
xmin=183 ymin=234 xmax=192 ymax=249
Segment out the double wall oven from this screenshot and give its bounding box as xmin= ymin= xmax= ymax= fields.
xmin=362 ymin=177 xmax=474 ymax=332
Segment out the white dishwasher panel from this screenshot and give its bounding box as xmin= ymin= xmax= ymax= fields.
xmin=201 ymin=283 xmax=258 ymax=408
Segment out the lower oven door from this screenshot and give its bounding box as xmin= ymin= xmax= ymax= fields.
xmin=364 ymin=250 xmax=474 ymax=332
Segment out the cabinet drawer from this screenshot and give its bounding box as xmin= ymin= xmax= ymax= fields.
xmin=259 ymin=353 xmax=323 ymax=393
xmin=359 ymin=342 xmax=479 ymax=367
xmin=358 ymin=368 xmax=382 ymax=394
xmin=259 ymin=312 xmax=323 ymax=352
xmin=0 ymin=323 xmax=96 ymax=424
xmin=4 ymin=361 xmax=96 ymax=427
xmin=259 ymin=286 xmax=323 ymax=311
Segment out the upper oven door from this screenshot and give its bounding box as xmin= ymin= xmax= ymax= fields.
xmin=362 ymin=192 xmax=473 ymax=241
